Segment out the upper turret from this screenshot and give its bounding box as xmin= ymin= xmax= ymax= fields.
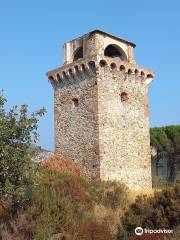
xmin=47 ymin=29 xmax=155 ymax=87
xmin=63 ymin=29 xmax=136 ymax=65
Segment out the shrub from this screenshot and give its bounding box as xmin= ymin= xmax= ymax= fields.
xmin=0 ymin=92 xmax=46 ymax=212
xmin=71 ymin=221 xmax=115 ymax=240
xmin=88 ymin=180 xmax=129 ymax=210
xmin=133 ymin=234 xmax=165 ymax=240
xmin=165 ymin=225 xmax=180 ymax=240
xmin=27 ymin=167 xmax=130 ymax=239
xmin=117 ymin=185 xmax=180 ymax=240
xmin=40 ymin=155 xmax=86 ymax=177
xmin=0 ymin=209 xmax=32 ymax=240
xmin=28 ymin=170 xmax=93 ymax=239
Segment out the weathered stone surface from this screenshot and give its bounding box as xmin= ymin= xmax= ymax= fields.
xmin=47 ymin=30 xmax=155 ymax=189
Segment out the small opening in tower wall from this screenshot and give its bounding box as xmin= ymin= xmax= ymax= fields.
xmin=120 ymin=92 xmax=129 ymax=102
xmin=104 ymin=44 xmax=126 ymax=61
xmin=72 ymin=98 xmax=79 ymax=107
xmin=110 ymin=62 xmax=117 ymax=69
xmin=120 ymin=65 xmax=125 ymax=71
xmin=73 ymin=47 xmax=83 ymax=61
xmin=99 ymin=60 xmax=107 ymax=67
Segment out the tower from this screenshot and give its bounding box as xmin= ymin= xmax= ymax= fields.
xmin=47 ymin=29 xmax=155 ymax=189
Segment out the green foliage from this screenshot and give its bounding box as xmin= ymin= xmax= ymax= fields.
xmin=117 ymin=185 xmax=180 ymax=240
xmin=150 ymin=125 xmax=180 ymax=180
xmin=0 ymin=92 xmax=46 ymax=211
xmin=28 ymin=171 xmax=92 ymax=239
xmin=0 ymin=92 xmax=129 ymax=239
xmin=150 ymin=125 xmax=180 ymax=159
xmin=28 ymin=169 xmax=128 ymax=239
xmin=88 ymin=180 xmax=129 ymax=210
xmin=1 ymin=91 xmax=179 ymax=240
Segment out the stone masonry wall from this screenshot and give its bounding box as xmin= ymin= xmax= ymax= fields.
xmin=53 ymin=60 xmax=100 ymax=179
xmin=97 ymin=58 xmax=152 ymax=189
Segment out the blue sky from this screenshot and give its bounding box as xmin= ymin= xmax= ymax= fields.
xmin=0 ymin=0 xmax=180 ymax=151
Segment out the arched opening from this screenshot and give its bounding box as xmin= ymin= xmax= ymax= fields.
xmin=74 ymin=65 xmax=79 ymax=73
xmin=120 ymin=65 xmax=125 ymax=71
xmin=120 ymin=92 xmax=129 ymax=102
xmin=69 ymin=68 xmax=73 ymax=76
xmin=88 ymin=61 xmax=96 ymax=69
xmin=72 ymin=98 xmax=79 ymax=108
xmin=81 ymin=64 xmax=86 ymax=71
xmin=110 ymin=62 xmax=117 ymax=70
xmin=104 ymin=44 xmax=126 ymax=61
xmin=99 ymin=59 xmax=107 ymax=67
xmin=135 ymin=69 xmax=139 ymax=76
xmin=73 ymin=47 xmax=83 ymax=61
xmin=147 ymin=73 xmax=153 ymax=79
xmin=128 ymin=69 xmax=133 ymax=75
xmin=48 ymin=76 xmax=54 ymax=82
xmin=141 ymin=71 xmax=145 ymax=77
xmin=62 ymin=71 xmax=67 ymax=79
xmin=57 ymin=73 xmax=62 ymax=82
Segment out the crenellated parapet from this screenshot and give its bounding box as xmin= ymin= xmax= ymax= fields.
xmin=47 ymin=55 xmax=97 ymax=88
xmin=47 ymin=55 xmax=155 ymax=88
xmin=96 ymin=56 xmax=155 ymax=85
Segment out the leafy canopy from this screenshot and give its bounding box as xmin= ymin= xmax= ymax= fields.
xmin=0 ymin=92 xmax=46 ymax=210
xmin=150 ymin=125 xmax=180 ymax=157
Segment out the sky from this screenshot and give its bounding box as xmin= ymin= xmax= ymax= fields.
xmin=0 ymin=0 xmax=180 ymax=151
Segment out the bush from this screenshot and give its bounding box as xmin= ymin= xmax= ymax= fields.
xmin=0 ymin=92 xmax=46 ymax=212
xmin=27 ymin=167 xmax=130 ymax=239
xmin=71 ymin=221 xmax=115 ymax=240
xmin=0 ymin=92 xmax=45 ymax=240
xmin=28 ymin=170 xmax=93 ymax=239
xmin=165 ymin=225 xmax=180 ymax=240
xmin=40 ymin=155 xmax=86 ymax=177
xmin=0 ymin=207 xmax=32 ymax=240
xmin=117 ymin=185 xmax=180 ymax=240
xmin=89 ymin=180 xmax=129 ymax=210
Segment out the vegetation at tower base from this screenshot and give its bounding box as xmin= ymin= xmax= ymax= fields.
xmin=28 ymin=164 xmax=129 ymax=240
xmin=150 ymin=125 xmax=180 ymax=182
xmin=0 ymin=91 xmax=180 ymax=239
xmin=116 ymin=184 xmax=180 ymax=240
xmin=0 ymin=92 xmax=46 ymax=239
xmin=0 ymin=92 xmax=46 ymax=212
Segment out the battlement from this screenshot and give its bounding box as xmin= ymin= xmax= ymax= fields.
xmin=47 ymin=56 xmax=155 ymax=88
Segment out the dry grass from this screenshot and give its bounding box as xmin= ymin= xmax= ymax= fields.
xmin=93 ymin=204 xmax=128 ymax=234
xmin=40 ymin=154 xmax=86 ymax=177
xmin=71 ymin=221 xmax=115 ymax=240
xmin=129 ymin=188 xmax=155 ymax=201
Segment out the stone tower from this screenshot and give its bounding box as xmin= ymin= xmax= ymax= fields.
xmin=47 ymin=29 xmax=155 ymax=189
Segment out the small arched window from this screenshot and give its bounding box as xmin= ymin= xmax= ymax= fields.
xmin=73 ymin=47 xmax=83 ymax=61
xmin=120 ymin=92 xmax=129 ymax=102
xmin=104 ymin=44 xmax=126 ymax=61
xmin=72 ymin=98 xmax=79 ymax=107
xmin=99 ymin=59 xmax=107 ymax=67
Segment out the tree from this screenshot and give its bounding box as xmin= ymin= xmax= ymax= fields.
xmin=150 ymin=125 xmax=180 ymax=181
xmin=0 ymin=92 xmax=46 ymax=212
